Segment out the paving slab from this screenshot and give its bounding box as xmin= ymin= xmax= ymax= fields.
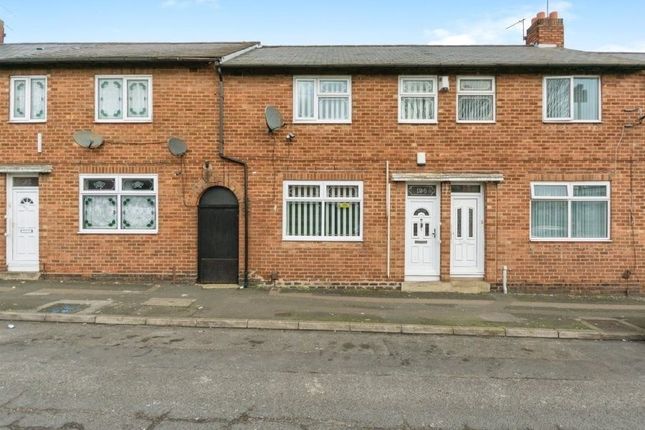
xmin=143 ymin=298 xmax=196 ymax=307
xmin=298 ymin=321 xmax=351 ymax=332
xmin=453 ymin=326 xmax=506 ymax=337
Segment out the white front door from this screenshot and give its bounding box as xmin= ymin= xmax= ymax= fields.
xmin=6 ymin=176 xmax=40 ymax=272
xmin=405 ymin=184 xmax=440 ymax=281
xmin=451 ymin=186 xmax=484 ymax=277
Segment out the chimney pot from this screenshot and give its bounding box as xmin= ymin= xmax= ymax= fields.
xmin=536 ymin=11 xmax=546 ymax=19
xmin=549 ymin=11 xmax=559 ymax=19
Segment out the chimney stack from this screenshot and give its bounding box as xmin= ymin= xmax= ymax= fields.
xmin=525 ymin=11 xmax=564 ymax=47
xmin=0 ymin=19 xmax=5 ymax=44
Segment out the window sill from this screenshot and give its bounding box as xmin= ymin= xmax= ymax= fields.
xmin=542 ymin=120 xmax=602 ymax=124
xmin=9 ymin=119 xmax=47 ymax=124
xmin=78 ymin=230 xmax=158 ymax=235
xmin=529 ymin=238 xmax=611 ymax=243
xmin=293 ymin=120 xmax=352 ymax=125
xmin=94 ymin=119 xmax=153 ymax=124
xmin=283 ymin=237 xmax=363 ymax=242
xmin=398 ymin=120 xmax=438 ymax=125
xmin=456 ymin=120 xmax=496 ymax=124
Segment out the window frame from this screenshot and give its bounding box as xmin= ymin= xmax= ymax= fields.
xmin=282 ymin=180 xmax=363 ymax=242
xmin=292 ymin=76 xmax=352 ymax=124
xmin=456 ymin=76 xmax=496 ymax=123
xmin=398 ymin=75 xmax=438 ymax=124
xmin=542 ymin=76 xmax=602 ymax=123
xmin=9 ymin=76 xmax=48 ymax=123
xmin=78 ymin=173 xmax=158 ymax=234
xmin=94 ymin=75 xmax=153 ymax=123
xmin=529 ymin=181 xmax=610 ymax=242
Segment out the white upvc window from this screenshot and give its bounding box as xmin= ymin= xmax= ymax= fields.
xmin=543 ymin=76 xmax=601 ymax=122
xmin=79 ymin=174 xmax=158 ymax=234
xmin=457 ymin=76 xmax=495 ymax=123
xmin=530 ymin=182 xmax=610 ymax=241
xmin=95 ymin=75 xmax=153 ymax=122
xmin=398 ymin=76 xmax=437 ymax=123
xmin=293 ymin=76 xmax=351 ymax=123
xmin=283 ymin=181 xmax=363 ymax=241
xmin=10 ymin=76 xmax=47 ymax=122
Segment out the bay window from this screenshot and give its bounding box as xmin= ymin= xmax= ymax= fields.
xmin=283 ymin=181 xmax=363 ymax=241
xmin=530 ymin=182 xmax=609 ymax=241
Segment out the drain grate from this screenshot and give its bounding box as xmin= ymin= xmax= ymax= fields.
xmin=39 ymin=303 xmax=90 ymax=314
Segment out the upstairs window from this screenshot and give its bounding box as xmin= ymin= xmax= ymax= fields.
xmin=544 ymin=76 xmax=600 ymax=122
xmin=398 ymin=76 xmax=437 ymax=123
xmin=95 ymin=76 xmax=152 ymax=122
xmin=293 ymin=77 xmax=351 ymax=123
xmin=10 ymin=76 xmax=47 ymax=122
xmin=80 ymin=174 xmax=158 ymax=234
xmin=283 ymin=181 xmax=363 ymax=241
xmin=530 ymin=182 xmax=609 ymax=241
xmin=457 ymin=77 xmax=495 ymax=122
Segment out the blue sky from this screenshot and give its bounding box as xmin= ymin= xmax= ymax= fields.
xmin=0 ymin=0 xmax=643 ymax=51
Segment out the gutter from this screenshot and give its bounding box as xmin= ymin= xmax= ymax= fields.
xmin=215 ymin=63 xmax=249 ymax=289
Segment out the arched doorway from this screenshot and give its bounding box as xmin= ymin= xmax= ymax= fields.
xmin=198 ymin=187 xmax=239 ymax=283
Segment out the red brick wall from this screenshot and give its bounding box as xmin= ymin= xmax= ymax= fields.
xmin=223 ymin=71 xmax=645 ymax=293
xmin=0 ymin=65 xmax=244 ymax=279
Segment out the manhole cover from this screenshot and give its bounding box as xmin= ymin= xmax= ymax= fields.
xmin=40 ymin=303 xmax=90 ymax=314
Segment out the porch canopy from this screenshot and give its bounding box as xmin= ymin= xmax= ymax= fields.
xmin=391 ymin=172 xmax=503 ymax=183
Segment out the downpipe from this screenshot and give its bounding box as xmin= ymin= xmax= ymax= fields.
xmin=502 ymin=265 xmax=509 ymax=294
xmin=216 ymin=64 xmax=249 ymax=289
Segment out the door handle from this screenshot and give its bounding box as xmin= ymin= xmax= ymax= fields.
xmin=432 ymin=228 xmax=437 ymax=238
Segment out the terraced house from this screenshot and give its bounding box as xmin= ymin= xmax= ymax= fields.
xmin=1 ymin=12 xmax=644 ymax=294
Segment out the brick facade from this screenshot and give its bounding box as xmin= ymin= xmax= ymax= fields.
xmin=0 ymin=53 xmax=643 ymax=294
xmin=222 ymin=71 xmax=644 ymax=294
xmin=0 ymin=64 xmax=244 ymax=279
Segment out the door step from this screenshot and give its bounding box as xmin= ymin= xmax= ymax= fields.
xmin=0 ymin=272 xmax=41 ymax=281
xmin=401 ymin=279 xmax=490 ymax=294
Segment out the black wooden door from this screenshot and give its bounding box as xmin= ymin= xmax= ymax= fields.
xmin=198 ymin=187 xmax=239 ymax=283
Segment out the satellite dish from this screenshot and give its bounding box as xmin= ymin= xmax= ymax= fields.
xmin=265 ymin=105 xmax=284 ymax=132
xmin=73 ymin=130 xmax=104 ymax=149
xmin=168 ymin=137 xmax=188 ymax=157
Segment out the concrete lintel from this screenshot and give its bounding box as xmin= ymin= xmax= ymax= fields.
xmin=0 ymin=164 xmax=53 ymax=173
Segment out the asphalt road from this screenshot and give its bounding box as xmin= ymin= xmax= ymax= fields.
xmin=0 ymin=323 xmax=643 ymax=430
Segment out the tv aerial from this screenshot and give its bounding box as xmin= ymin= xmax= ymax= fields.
xmin=265 ymin=105 xmax=285 ymax=133
xmin=168 ymin=136 xmax=188 ymax=157
xmin=73 ymin=130 xmax=104 ymax=149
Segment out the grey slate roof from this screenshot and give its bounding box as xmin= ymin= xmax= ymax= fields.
xmin=603 ymin=52 xmax=645 ymax=63
xmin=222 ymin=45 xmax=645 ymax=69
xmin=0 ymin=42 xmax=259 ymax=65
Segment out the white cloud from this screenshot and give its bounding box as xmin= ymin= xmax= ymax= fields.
xmin=161 ymin=0 xmax=218 ymax=9
xmin=424 ymin=1 xmax=574 ymax=45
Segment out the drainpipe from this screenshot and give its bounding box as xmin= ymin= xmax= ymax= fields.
xmin=216 ymin=63 xmax=249 ymax=288
xmin=502 ymin=265 xmax=508 ymax=294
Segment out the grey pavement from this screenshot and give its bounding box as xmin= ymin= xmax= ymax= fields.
xmin=1 ymin=279 xmax=645 ymax=339
xmin=0 ymin=322 xmax=644 ymax=429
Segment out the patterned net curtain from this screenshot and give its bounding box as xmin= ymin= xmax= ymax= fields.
xmin=121 ymin=178 xmax=156 ymax=230
xmin=98 ymin=78 xmax=123 ymax=120
xmin=127 ymin=80 xmax=149 ymax=118
xmin=12 ymin=79 xmax=26 ymax=119
xmin=30 ymin=78 xmax=46 ymax=120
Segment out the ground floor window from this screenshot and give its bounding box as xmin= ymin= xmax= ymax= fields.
xmin=79 ymin=174 xmax=158 ymax=234
xmin=530 ymin=182 xmax=609 ymax=240
xmin=283 ymin=181 xmax=363 ymax=241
